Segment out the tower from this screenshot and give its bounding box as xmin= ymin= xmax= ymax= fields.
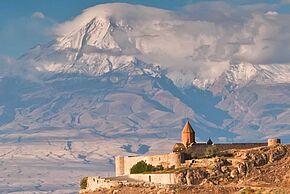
xmin=181 ymin=121 xmax=195 ymax=147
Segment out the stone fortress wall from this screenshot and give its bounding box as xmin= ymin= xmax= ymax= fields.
xmin=86 ymin=176 xmax=120 ymax=190
xmin=115 ymin=142 xmax=270 ymax=176
xmin=115 ymin=121 xmax=282 ymax=178
xmin=190 ymin=143 xmax=268 ymax=156
xmin=82 ymin=137 xmax=284 ymax=192
xmin=81 ymin=122 xmax=285 ymax=192
xmin=83 ymin=173 xmax=177 ymax=192
xmin=115 ymin=152 xmax=184 ymax=176
xmin=268 ymin=138 xmax=281 ymax=146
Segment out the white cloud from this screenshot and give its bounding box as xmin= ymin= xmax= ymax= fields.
xmin=235 ymin=13 xmax=290 ymax=65
xmin=53 ymin=3 xmax=236 ymax=85
xmin=0 ymin=55 xmax=41 ymax=81
xmin=265 ymin=11 xmax=279 ymax=15
xmin=32 ymin=11 xmax=45 ymax=19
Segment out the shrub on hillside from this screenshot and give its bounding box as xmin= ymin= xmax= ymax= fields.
xmin=80 ymin=177 xmax=88 ymax=189
xmin=130 ymin=160 xmax=155 ymax=174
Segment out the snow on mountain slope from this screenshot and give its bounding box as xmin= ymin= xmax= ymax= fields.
xmin=21 ymin=3 xmax=233 ymax=86
xmin=224 ymin=63 xmax=290 ymax=86
xmin=21 ymin=3 xmax=290 ymax=89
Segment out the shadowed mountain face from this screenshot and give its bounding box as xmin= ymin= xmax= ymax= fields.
xmin=0 ymin=70 xmax=233 ymax=143
xmin=214 ymin=82 xmax=290 ymax=142
xmin=1 ymin=66 xmax=289 ymax=144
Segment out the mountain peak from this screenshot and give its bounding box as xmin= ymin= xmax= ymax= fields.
xmin=22 ymin=3 xmax=290 ymax=88
xmin=56 ymin=16 xmax=121 ymax=51
xmin=56 ymin=3 xmax=171 ymax=36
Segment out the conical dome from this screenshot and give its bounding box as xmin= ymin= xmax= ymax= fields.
xmin=207 ymin=138 xmax=213 ymax=145
xmin=182 ymin=121 xmax=194 ymax=133
xmin=181 ymin=121 xmax=195 ymax=147
xmin=172 ymin=143 xmax=186 ymax=153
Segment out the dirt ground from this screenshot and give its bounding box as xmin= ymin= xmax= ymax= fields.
xmin=87 ymin=185 xmax=290 ymax=194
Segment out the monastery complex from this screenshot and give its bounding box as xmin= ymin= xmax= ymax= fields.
xmin=115 ymin=121 xmax=275 ymax=177
xmin=83 ymin=121 xmax=283 ymax=191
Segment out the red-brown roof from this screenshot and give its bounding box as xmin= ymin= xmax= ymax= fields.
xmin=182 ymin=121 xmax=194 ymax=133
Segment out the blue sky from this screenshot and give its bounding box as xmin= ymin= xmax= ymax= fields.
xmin=0 ymin=0 xmax=289 ymax=57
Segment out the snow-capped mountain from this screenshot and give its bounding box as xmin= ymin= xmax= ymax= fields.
xmin=22 ymin=3 xmax=290 ymax=87
xmin=1 ymin=3 xmax=290 ymax=193
xmin=18 ymin=3 xmax=290 ymax=139
xmin=21 ymin=4 xmax=170 ymax=77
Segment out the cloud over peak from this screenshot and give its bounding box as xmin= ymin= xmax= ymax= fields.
xmin=54 ymin=3 xmax=289 ymax=84
xmin=20 ymin=2 xmax=290 ymax=87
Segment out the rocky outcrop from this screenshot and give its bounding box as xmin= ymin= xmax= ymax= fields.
xmin=177 ymin=168 xmax=209 ymax=185
xmin=176 ymin=145 xmax=288 ymax=186
xmin=83 ymin=145 xmax=290 ymax=194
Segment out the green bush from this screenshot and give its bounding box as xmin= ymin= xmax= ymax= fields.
xmin=206 ymin=145 xmax=219 ymax=157
xmin=80 ymin=177 xmax=88 ymax=189
xmin=130 ymin=160 xmax=155 ymax=174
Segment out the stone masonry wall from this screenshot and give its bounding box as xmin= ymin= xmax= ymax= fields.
xmin=190 ymin=143 xmax=268 ymax=156
xmin=115 ymin=156 xmax=125 ymax=177
xmin=116 ymin=152 xmax=183 ymax=176
xmin=86 ymin=177 xmax=120 ymax=191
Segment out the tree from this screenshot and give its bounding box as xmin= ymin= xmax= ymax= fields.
xmin=130 ymin=160 xmax=155 ymax=174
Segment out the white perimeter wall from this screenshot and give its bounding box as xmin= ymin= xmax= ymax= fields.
xmin=129 ymin=173 xmax=177 ymax=184
xmin=121 ymin=153 xmax=180 ymax=176
xmin=86 ymin=177 xmax=118 ymax=190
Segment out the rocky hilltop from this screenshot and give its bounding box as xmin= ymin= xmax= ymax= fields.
xmin=82 ymin=144 xmax=290 ymax=194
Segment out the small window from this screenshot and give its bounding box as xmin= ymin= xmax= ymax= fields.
xmin=93 ymin=178 xmax=95 ymax=182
